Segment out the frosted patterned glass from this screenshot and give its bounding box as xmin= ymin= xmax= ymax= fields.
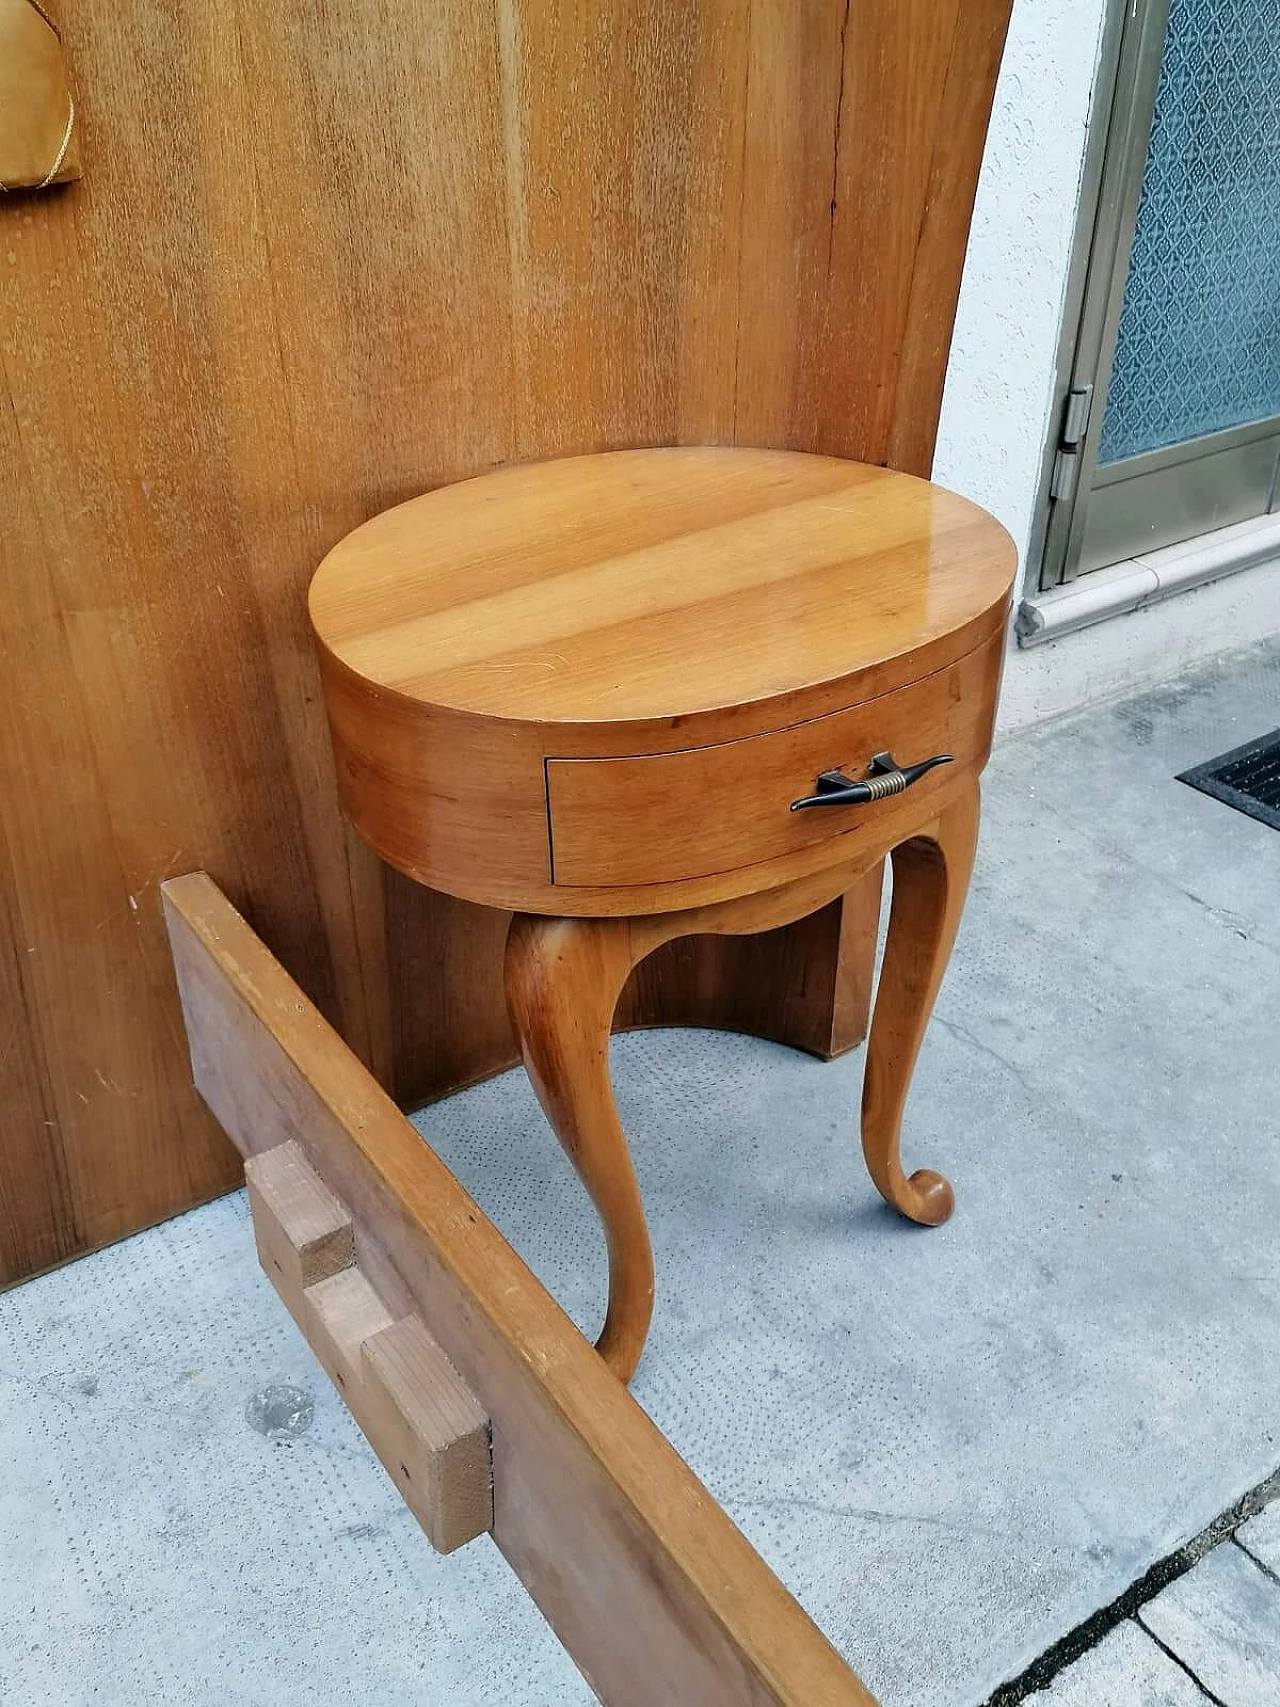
xmin=1099 ymin=0 xmax=1280 ymax=465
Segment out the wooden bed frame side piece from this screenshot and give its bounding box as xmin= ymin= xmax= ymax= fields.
xmin=161 ymin=871 xmax=877 ymax=1707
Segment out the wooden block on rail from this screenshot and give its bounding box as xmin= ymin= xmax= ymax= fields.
xmin=244 ymin=1139 xmax=489 ymax=1551
xmin=303 ymin=1266 xmax=394 ymax=1397
xmin=244 ymin=1140 xmax=354 ymax=1320
xmin=306 ymin=1277 xmax=490 ymax=1549
xmin=361 ymin=1315 xmax=492 ymax=1554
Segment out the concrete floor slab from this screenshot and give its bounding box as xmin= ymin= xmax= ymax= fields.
xmin=1139 ymin=1544 xmax=1280 ymax=1706
xmin=1034 ymin=1621 xmax=1205 ymax=1705
xmin=0 ymin=1195 xmax=588 ymax=1707
xmin=2 ymin=634 xmax=1279 ymax=1705
xmin=992 ymin=633 xmax=1280 ymax=954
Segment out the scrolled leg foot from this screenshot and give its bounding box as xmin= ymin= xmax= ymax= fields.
xmin=896 ymin=1168 xmax=955 ymax=1227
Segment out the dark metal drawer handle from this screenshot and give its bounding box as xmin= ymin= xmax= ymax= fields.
xmin=790 ymin=751 xmax=952 ymax=811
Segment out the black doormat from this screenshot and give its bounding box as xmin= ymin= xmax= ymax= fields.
xmin=1177 ymin=729 xmax=1280 ymax=831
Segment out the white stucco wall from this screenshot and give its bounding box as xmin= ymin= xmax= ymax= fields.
xmin=934 ymin=0 xmax=1110 ymax=571
xmin=935 ymin=0 xmax=1280 ymax=725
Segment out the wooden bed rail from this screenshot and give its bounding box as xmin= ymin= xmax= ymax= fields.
xmin=161 ymin=872 xmax=876 ymax=1707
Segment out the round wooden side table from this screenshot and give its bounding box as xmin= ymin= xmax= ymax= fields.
xmin=309 ymin=448 xmax=1016 ymax=1382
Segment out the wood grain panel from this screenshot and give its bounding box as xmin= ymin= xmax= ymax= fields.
xmin=499 ymin=0 xmax=748 ymax=453
xmin=0 ymin=395 xmax=77 ymax=1279
xmin=0 ymin=0 xmax=1012 ymax=1279
xmin=806 ymin=0 xmax=965 ymax=466
xmin=733 ymin=1 xmax=852 ymax=446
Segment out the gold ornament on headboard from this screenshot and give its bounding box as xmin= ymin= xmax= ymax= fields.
xmin=1 ymin=0 xmax=81 ymax=192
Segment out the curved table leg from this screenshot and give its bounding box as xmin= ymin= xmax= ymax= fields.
xmin=504 ymin=914 xmax=653 ymax=1383
xmin=860 ymin=780 xmax=981 ymax=1227
xmin=507 ymin=798 xmax=978 ymax=1379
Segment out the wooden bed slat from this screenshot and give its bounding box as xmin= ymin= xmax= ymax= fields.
xmin=162 ymin=871 xmax=876 ymax=1707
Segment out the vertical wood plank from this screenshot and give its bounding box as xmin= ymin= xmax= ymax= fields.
xmin=733 ymin=1 xmax=849 ymax=448
xmin=232 ymin=0 xmax=519 ymax=1101
xmin=803 ymin=0 xmax=963 ymax=468
xmin=885 ymin=0 xmax=1016 ymax=473
xmin=498 ymin=0 xmax=748 ymax=456
xmin=0 ymin=162 xmax=245 ymax=1249
xmin=0 ymin=782 xmax=77 ymax=1279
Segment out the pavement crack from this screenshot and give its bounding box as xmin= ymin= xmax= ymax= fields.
xmin=931 ymin=1013 xmax=1038 ymax=1098
xmin=731 ymin=1491 xmax=1074 ymax=1553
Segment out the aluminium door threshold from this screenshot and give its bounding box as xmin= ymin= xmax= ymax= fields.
xmin=1018 ymin=512 xmax=1280 ymax=646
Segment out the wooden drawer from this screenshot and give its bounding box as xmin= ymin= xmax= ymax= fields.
xmin=547 ymin=633 xmax=1001 ymax=888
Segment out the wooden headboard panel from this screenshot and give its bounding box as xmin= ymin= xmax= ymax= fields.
xmin=0 ymin=1 xmax=1012 ymax=1279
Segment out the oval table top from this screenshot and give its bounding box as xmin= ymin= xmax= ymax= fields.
xmin=309 ymin=448 xmax=1016 ymax=730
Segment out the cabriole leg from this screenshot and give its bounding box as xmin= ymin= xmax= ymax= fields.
xmin=860 ymin=782 xmax=981 ymax=1226
xmin=504 ymin=914 xmax=652 ymax=1383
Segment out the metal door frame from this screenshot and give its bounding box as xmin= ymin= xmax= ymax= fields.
xmin=1028 ymin=0 xmax=1280 ymax=597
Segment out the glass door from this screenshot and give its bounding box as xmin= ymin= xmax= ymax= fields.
xmin=1039 ymin=0 xmax=1280 ymax=590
